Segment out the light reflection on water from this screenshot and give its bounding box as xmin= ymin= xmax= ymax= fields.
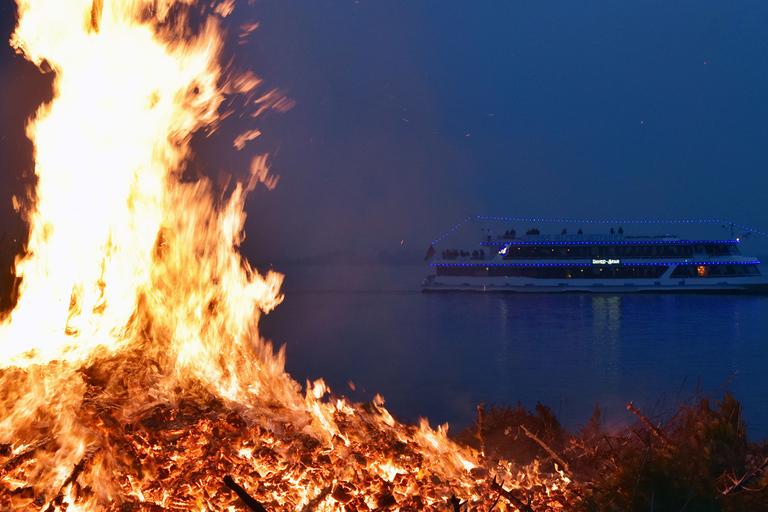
xmin=590 ymin=295 xmax=622 ymax=393
xmin=260 ymin=265 xmax=768 ymax=438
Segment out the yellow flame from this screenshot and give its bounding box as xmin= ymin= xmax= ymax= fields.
xmin=4 ymin=0 xmax=282 ymax=379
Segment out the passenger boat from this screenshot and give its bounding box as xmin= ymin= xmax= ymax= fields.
xmin=422 ymin=217 xmax=768 ymax=293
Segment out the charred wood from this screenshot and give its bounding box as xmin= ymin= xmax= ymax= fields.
xmin=449 ymin=493 xmax=465 ymax=512
xmin=223 ymin=475 xmax=268 ymax=512
xmin=486 ymin=490 xmax=501 ymax=512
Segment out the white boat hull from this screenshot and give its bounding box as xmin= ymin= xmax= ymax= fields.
xmin=422 ymin=274 xmax=768 ymax=293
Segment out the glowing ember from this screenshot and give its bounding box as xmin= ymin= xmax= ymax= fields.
xmin=0 ymin=0 xmax=569 ymax=510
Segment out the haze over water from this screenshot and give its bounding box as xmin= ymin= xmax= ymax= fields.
xmin=261 ymin=264 xmax=768 ymax=440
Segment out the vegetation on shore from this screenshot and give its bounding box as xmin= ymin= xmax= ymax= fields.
xmin=456 ymin=390 xmax=768 ymax=511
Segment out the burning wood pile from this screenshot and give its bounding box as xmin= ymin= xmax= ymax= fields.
xmin=0 ymin=352 xmax=572 ymax=511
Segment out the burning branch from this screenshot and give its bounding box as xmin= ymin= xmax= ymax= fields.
xmin=489 ymin=477 xmax=534 ymax=512
xmin=0 ymin=437 xmax=53 ymax=478
xmin=42 ymin=445 xmax=101 ymax=511
xmin=300 ymin=485 xmax=332 ymax=512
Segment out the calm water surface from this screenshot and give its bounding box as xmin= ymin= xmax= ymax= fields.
xmin=259 ymin=265 xmax=768 ymax=439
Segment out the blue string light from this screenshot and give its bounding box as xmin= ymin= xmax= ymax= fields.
xmin=480 ymin=239 xmax=738 ymax=246
xmin=431 ymin=260 xmax=760 ymax=268
xmin=431 ymin=216 xmax=472 ymax=245
xmin=432 ymin=216 xmax=768 ymax=247
xmin=473 ymin=216 xmax=768 ymax=236
xmin=723 ymin=221 xmax=768 ymax=238
xmin=476 ymin=216 xmax=725 ymax=224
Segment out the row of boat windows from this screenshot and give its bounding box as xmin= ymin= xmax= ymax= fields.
xmin=437 ymin=266 xmax=667 ymax=279
xmin=501 ymin=243 xmax=737 ymax=260
xmin=435 ymin=264 xmax=761 ymax=279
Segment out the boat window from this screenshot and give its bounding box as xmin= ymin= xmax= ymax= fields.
xmin=671 ymin=265 xmax=696 ymax=278
xmin=670 ymin=263 xmax=760 ymax=278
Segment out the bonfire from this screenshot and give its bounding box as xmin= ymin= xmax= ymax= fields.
xmin=0 ymin=1 xmax=569 ymax=510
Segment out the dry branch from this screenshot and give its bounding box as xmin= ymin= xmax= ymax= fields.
xmin=626 ymin=401 xmax=667 ymax=445
xmin=519 ymin=424 xmax=571 ymax=476
xmin=723 ymin=455 xmax=768 ymax=495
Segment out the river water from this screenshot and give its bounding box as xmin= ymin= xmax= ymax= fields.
xmin=258 ymin=264 xmax=768 ymax=440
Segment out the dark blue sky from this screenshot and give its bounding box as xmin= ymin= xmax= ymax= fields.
xmin=238 ymin=1 xmax=768 ymax=263
xmin=2 ymin=1 xmax=768 ymax=263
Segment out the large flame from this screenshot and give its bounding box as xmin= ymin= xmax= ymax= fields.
xmin=0 ymin=1 xmax=569 ymax=510
xmin=4 ymin=0 xmax=281 ymax=371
